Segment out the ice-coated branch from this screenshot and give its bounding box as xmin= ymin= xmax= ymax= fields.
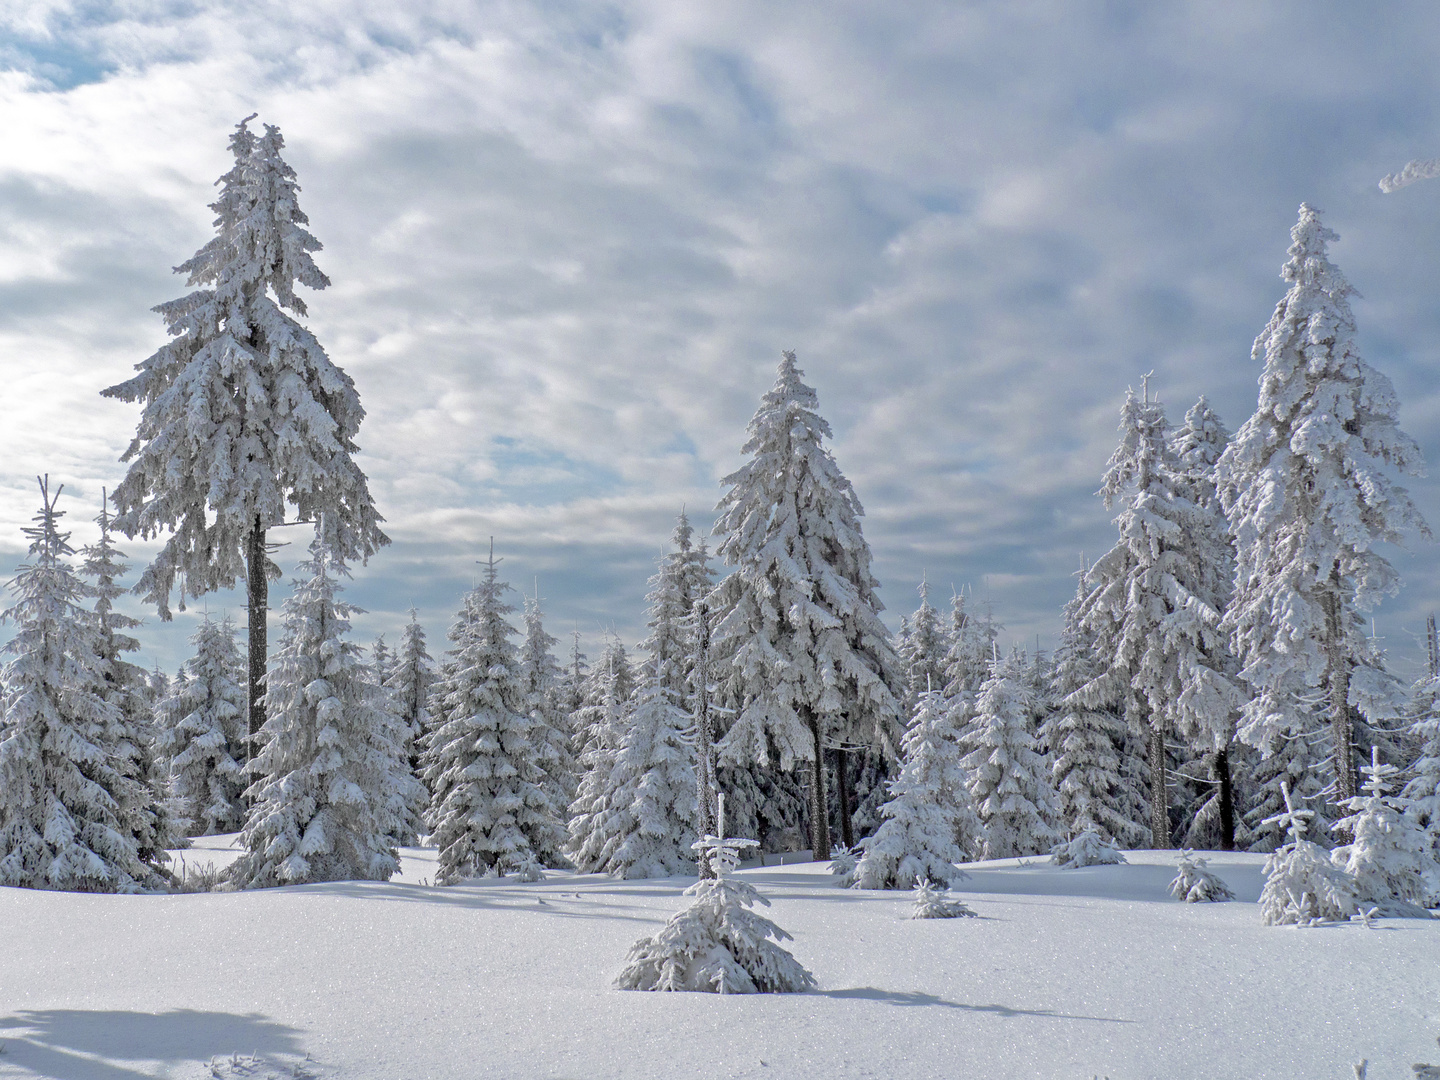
xmin=1379 ymin=158 xmax=1440 ymax=193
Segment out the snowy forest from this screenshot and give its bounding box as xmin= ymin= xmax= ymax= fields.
xmin=2 ymin=113 xmax=1438 ymax=940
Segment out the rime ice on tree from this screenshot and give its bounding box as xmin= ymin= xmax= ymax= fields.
xmin=1258 ymin=781 xmax=1357 ymax=926
xmin=965 ymin=652 xmax=1058 ymax=859
xmin=424 ymin=551 xmax=564 ymax=883
xmin=1330 ymin=747 xmax=1434 ymax=918
xmin=0 ymin=479 xmax=161 ymax=892
xmin=1050 ymin=827 xmax=1126 ymax=868
xmin=1217 ymin=204 xmax=1429 ymax=802
xmin=155 ymin=615 xmax=248 ymax=836
xmin=228 ymin=533 xmax=410 ymax=887
xmin=709 ymin=351 xmax=903 ymax=860
xmin=102 ymin=116 xmax=389 ymax=756
xmin=1169 ymin=850 xmax=1235 ymax=903
xmin=910 ymin=878 xmax=977 ymax=919
xmin=852 ymin=687 xmax=980 ymax=889
xmin=615 ymin=796 xmax=815 ymax=994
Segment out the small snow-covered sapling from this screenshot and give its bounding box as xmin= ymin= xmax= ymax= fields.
xmin=1051 ymin=827 xmax=1127 ymax=868
xmin=1258 ymin=781 xmax=1357 ymax=926
xmin=1170 ymin=850 xmax=1234 ymax=903
xmin=829 ymin=846 xmax=859 ymax=887
xmin=615 ymin=794 xmax=815 ymax=994
xmin=910 ymin=878 xmax=977 ymax=920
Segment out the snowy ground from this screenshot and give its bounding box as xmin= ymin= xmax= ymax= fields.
xmin=1 ymin=842 xmax=1436 ymax=1080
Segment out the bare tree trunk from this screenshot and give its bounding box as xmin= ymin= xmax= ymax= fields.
xmin=1322 ymin=587 xmax=1356 ymax=801
xmin=835 ymin=748 xmax=854 ymax=850
xmin=805 ymin=708 xmax=831 ymax=861
xmin=1148 ymin=723 xmax=1169 ymax=849
xmin=1214 ymin=745 xmax=1235 ymax=852
xmin=245 ymin=517 xmax=268 ymax=757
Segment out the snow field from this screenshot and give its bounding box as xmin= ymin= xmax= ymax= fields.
xmin=1 ymin=847 xmax=1436 ymax=1080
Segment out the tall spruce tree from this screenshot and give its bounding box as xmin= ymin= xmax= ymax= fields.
xmin=899 ymin=578 xmax=949 ymax=723
xmin=81 ymin=493 xmax=178 ymax=861
xmin=1216 ymin=204 xmax=1429 ymax=802
xmin=1073 ymin=387 xmax=1241 ymax=848
xmin=0 ymin=479 xmax=162 ymax=891
xmin=519 ymin=590 xmax=575 ymax=842
xmin=710 ymin=351 xmax=903 ymax=860
xmin=102 ymin=116 xmax=388 ymax=757
xmin=155 ymin=615 xmax=248 ymax=836
xmin=229 ymin=533 xmax=410 ymax=886
xmin=424 ymin=552 xmax=564 ymax=882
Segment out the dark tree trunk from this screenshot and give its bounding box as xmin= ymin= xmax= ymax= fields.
xmin=805 ymin=708 xmax=831 ymax=861
xmin=835 ymin=748 xmax=854 ymax=850
xmin=1322 ymin=586 xmax=1357 ymax=801
xmin=245 ymin=518 xmax=268 ymax=757
xmin=1214 ymin=745 xmax=1235 ymax=852
xmin=1148 ymin=724 xmax=1170 ymax=849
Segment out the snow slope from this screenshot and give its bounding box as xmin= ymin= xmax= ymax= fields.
xmin=0 ymin=845 xmax=1435 ymax=1080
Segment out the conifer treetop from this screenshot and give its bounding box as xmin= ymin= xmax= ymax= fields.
xmin=102 ymin=116 xmax=387 ymax=618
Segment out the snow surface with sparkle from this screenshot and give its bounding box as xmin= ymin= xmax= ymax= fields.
xmin=0 ymin=841 xmax=1436 ymax=1079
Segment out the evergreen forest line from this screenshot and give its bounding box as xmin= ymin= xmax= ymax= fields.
xmin=1 ymin=116 xmax=1437 ymax=922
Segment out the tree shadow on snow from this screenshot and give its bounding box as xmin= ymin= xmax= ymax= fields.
xmin=303 ymin=879 xmax=671 ymax=925
xmin=0 ymin=1008 xmax=304 ymax=1079
xmin=815 ymin=988 xmax=1133 ymax=1023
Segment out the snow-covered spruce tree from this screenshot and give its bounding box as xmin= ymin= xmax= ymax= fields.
xmin=1073 ymin=386 xmax=1241 ymax=848
xmin=1169 ymin=396 xmax=1245 ymax=849
xmin=569 ymin=520 xmax=715 ymax=878
xmin=558 ymin=629 xmax=589 ymax=721
xmin=371 ymin=634 xmax=394 ymax=688
xmin=386 ymin=610 xmax=434 ymax=780
xmin=899 ymin=578 xmax=949 ymax=722
xmin=615 ymin=803 xmax=814 ymax=993
xmin=1217 ymin=204 xmax=1429 ymax=803
xmin=1244 ymin=723 xmax=1333 ymax=853
xmin=0 ymin=479 xmax=160 ymax=891
xmin=520 ymin=591 xmax=576 ymax=833
xmin=1331 ymin=747 xmax=1434 ymax=918
xmin=102 ymin=116 xmax=388 ymax=754
xmin=1406 ymin=674 xmax=1440 ymax=879
xmin=1170 ymin=850 xmax=1235 ymax=903
xmin=567 ymin=638 xmax=638 ymax=872
xmin=852 ymin=687 xmax=981 ymax=889
xmin=710 ymin=351 xmax=903 ymax=860
xmin=424 ymin=553 xmax=563 ymax=882
xmin=155 ymin=615 xmax=248 ymax=836
xmin=965 ymin=651 xmax=1058 ymax=859
xmin=229 ymin=532 xmax=412 ymax=887
xmin=1258 ymin=781 xmax=1357 ymax=926
xmin=81 ymin=493 xmax=179 ymax=860
xmin=1045 ymin=569 xmax=1147 ymax=847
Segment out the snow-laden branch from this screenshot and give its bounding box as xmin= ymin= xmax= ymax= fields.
xmin=1379 ymin=157 xmax=1440 ymax=193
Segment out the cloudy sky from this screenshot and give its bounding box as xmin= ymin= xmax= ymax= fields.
xmin=3 ymin=1 xmax=1440 ymax=677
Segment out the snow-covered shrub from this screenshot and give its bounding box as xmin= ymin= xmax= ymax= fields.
xmin=1169 ymin=850 xmax=1234 ymax=902
xmin=510 ymin=853 xmax=545 ymax=883
xmin=829 ymin=847 xmax=859 ymax=887
xmin=910 ymin=878 xmax=976 ymax=920
xmin=1331 ymin=747 xmax=1435 ymax=919
xmin=616 ymin=813 xmax=814 ymax=994
xmin=1050 ymin=827 xmax=1127 ymax=868
xmin=1259 ymin=782 xmax=1357 ymax=926
xmin=171 ymin=857 xmax=227 ymax=894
